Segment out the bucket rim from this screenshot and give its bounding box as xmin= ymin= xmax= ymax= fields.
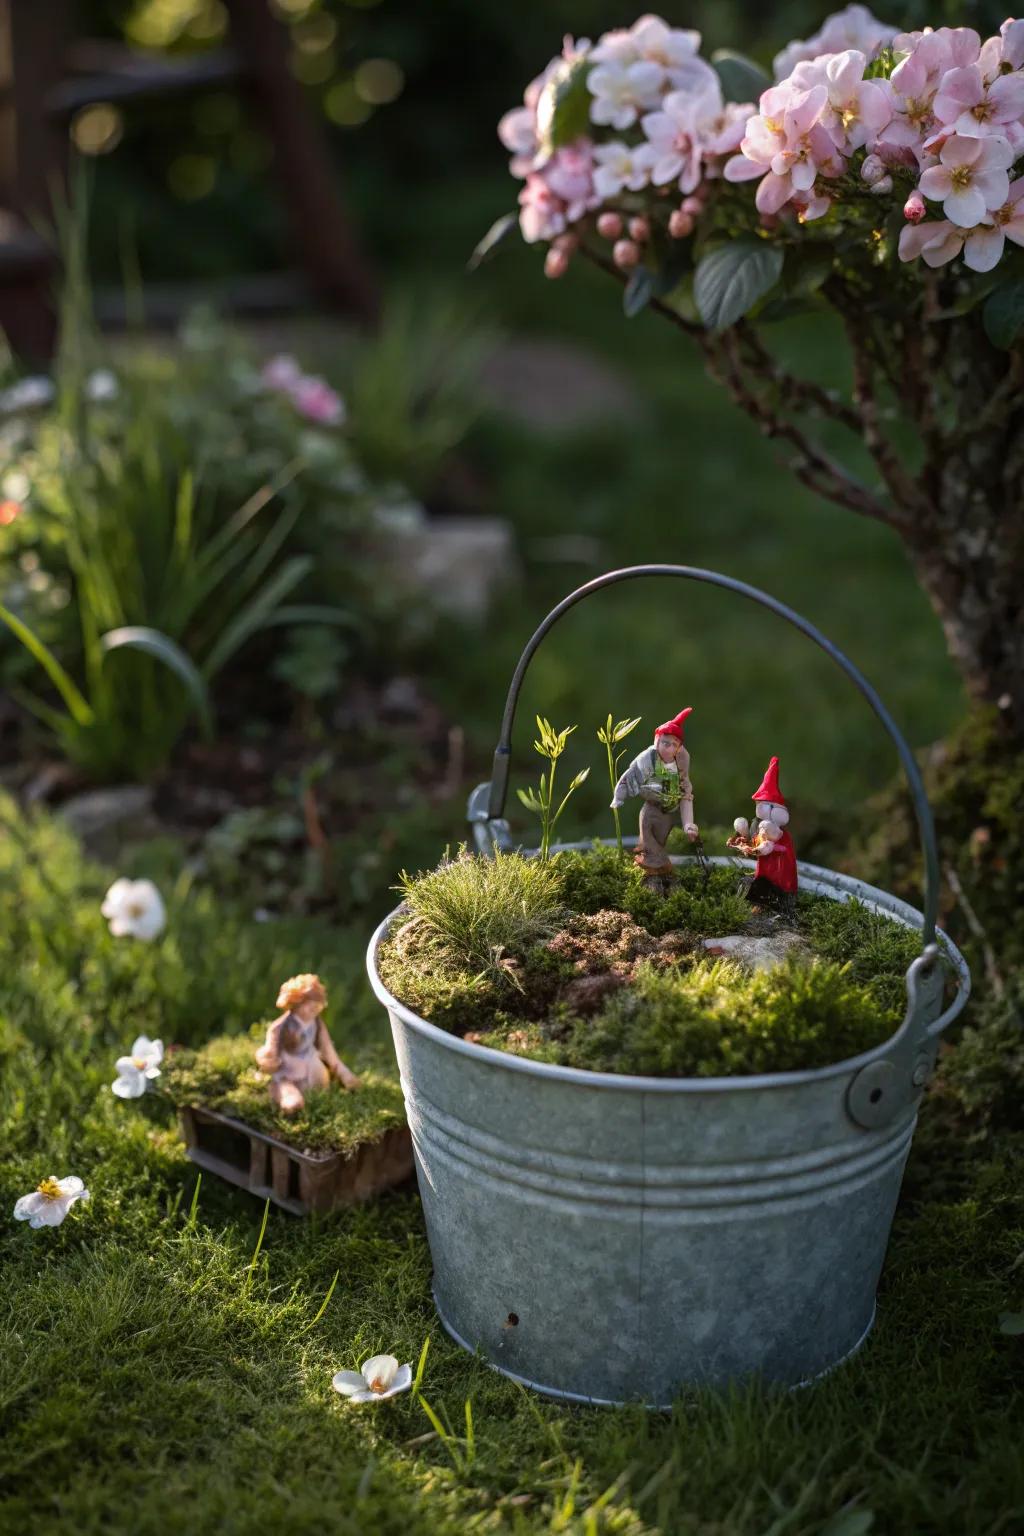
xmin=366 ymin=854 xmax=970 ymax=1095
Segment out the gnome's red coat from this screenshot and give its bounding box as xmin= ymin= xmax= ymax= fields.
xmin=756 ymin=828 xmax=798 ymax=894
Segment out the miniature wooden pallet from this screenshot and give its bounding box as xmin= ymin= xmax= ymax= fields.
xmin=179 ymin=1104 xmax=414 ymax=1215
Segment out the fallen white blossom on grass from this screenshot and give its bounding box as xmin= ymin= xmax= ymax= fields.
xmin=332 ymin=1354 xmax=412 ymax=1404
xmin=112 ymin=1036 xmax=164 ymax=1098
xmin=101 ymin=878 xmax=166 ymax=941
xmin=14 ymin=1176 xmax=90 ymax=1228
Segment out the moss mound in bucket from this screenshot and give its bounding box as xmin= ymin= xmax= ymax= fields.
xmin=162 ymin=1029 xmax=407 ymax=1154
xmin=377 ymin=846 xmax=930 ymax=1077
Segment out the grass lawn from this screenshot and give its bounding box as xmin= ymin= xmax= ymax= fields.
xmin=1 ymin=800 xmax=1021 ymax=1536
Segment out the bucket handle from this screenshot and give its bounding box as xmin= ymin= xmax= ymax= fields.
xmin=469 ymin=564 xmax=940 ymax=948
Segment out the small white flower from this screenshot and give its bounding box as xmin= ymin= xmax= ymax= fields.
xmin=0 ymin=376 xmax=55 ymax=415
xmin=85 ymin=369 xmax=119 ymax=403
xmin=101 ymin=878 xmax=166 ymax=941
xmin=588 ymin=59 xmax=664 ymax=130
xmin=332 ymin=1354 xmax=413 ymax=1404
xmin=112 ymin=1035 xmax=164 ymax=1098
xmin=14 ymin=1176 xmax=89 ymax=1229
xmin=592 ymin=141 xmax=651 ymax=199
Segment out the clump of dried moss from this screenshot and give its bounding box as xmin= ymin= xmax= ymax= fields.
xmin=379 ymin=846 xmax=936 ymax=1078
xmin=161 ymin=1029 xmax=406 ymax=1154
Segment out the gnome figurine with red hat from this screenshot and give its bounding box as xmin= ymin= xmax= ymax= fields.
xmin=727 ymin=756 xmax=798 ymax=911
xmin=611 ymin=709 xmax=699 ymax=881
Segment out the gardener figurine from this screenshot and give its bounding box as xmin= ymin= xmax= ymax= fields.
xmin=255 ymin=973 xmax=360 ymax=1115
xmin=611 ymin=708 xmax=699 ymax=879
xmin=727 ymin=756 xmax=797 ymax=912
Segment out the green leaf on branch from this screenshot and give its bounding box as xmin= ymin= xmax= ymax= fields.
xmin=623 ymin=266 xmax=655 ymax=318
xmin=468 ymin=213 xmax=519 ymax=272
xmin=694 ymin=239 xmax=785 ymax=331
xmin=661 ymin=275 xmax=700 ymax=324
xmin=999 ymin=1311 xmax=1024 ymax=1334
xmin=711 ymin=49 xmax=770 ymax=104
xmin=983 ymin=282 xmax=1024 ymax=349
xmin=535 ymin=54 xmax=591 ymax=157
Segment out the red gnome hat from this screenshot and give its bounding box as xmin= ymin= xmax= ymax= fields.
xmin=654 ymin=707 xmax=693 ymax=741
xmin=752 ymin=755 xmax=786 ymax=805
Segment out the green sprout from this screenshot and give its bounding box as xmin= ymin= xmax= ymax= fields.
xmin=517 ymin=716 xmax=590 ymax=861
xmin=597 ymin=714 xmax=642 ymax=856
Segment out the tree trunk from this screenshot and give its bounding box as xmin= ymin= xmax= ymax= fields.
xmin=910 ymin=326 xmax=1024 ymax=730
xmin=904 ymin=521 xmax=1024 ymax=722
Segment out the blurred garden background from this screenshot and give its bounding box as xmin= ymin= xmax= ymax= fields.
xmin=0 ymin=4 xmax=1021 ymax=1534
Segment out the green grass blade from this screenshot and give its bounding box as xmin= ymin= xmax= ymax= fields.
xmin=100 ymin=626 xmax=214 ymax=739
xmin=200 ymin=555 xmax=313 ymax=680
xmin=0 ymin=602 xmax=94 ymax=727
xmin=300 ymin=1270 xmax=339 ymax=1332
xmin=244 ymin=1199 xmax=271 ymax=1291
xmin=411 ymin=1334 xmax=430 ymax=1396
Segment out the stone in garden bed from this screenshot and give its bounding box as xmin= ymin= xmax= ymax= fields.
xmin=163 ymin=1032 xmax=411 ymax=1214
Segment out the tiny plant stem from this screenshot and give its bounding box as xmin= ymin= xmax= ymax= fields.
xmin=604 ymin=738 xmax=623 ymax=855
xmin=412 ymin=1333 xmax=430 ymax=1397
xmin=301 ymin=1269 xmax=340 ymax=1332
xmin=244 ymin=1198 xmax=270 ymax=1291
xmin=544 ymin=758 xmax=557 ymax=861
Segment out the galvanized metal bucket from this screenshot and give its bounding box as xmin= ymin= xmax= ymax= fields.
xmin=366 ymin=566 xmax=971 ymax=1406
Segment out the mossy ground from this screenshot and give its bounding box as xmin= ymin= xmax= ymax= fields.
xmin=380 ymin=846 xmax=928 ymax=1076
xmin=1 ymin=798 xmax=1021 ymax=1535
xmin=161 ymin=1030 xmax=406 ymax=1155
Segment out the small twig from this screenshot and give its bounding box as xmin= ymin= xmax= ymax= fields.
xmin=945 ymin=863 xmax=1005 ymax=1000
xmin=713 ymin=329 xmax=898 ymax=526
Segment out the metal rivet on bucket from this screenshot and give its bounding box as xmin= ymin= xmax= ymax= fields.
xmin=369 ymin=565 xmax=971 ymax=1406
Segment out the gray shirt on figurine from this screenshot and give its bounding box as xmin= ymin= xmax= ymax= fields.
xmin=612 ymin=746 xmax=693 ymax=810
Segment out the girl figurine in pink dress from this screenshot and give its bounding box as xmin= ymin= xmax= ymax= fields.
xmin=255 ymin=974 xmax=360 ymax=1115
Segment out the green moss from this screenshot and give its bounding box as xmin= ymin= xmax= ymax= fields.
xmin=160 ymin=1029 xmax=406 ymax=1154
xmin=390 ymin=845 xmax=927 ymax=1074
xmin=553 ymin=843 xmax=749 ymax=936
xmin=798 ymin=894 xmax=928 ymax=1016
xmin=395 ymin=846 xmax=564 ymax=979
xmin=481 ymin=956 xmax=893 ymax=1077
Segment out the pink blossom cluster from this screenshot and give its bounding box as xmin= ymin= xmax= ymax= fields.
xmin=497 ymin=15 xmax=751 ymax=268
xmin=724 ymin=12 xmax=1024 ymax=272
xmin=262 ymin=355 xmax=346 ymax=427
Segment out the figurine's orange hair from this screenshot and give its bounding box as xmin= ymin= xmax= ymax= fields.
xmin=276 ymin=973 xmax=327 ymax=1012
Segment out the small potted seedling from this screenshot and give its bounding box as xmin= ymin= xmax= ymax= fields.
xmin=166 ymin=973 xmax=412 ymax=1214
xmin=368 ymin=567 xmax=970 ymax=1406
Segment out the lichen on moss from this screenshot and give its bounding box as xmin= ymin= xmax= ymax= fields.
xmin=161 ymin=1029 xmax=406 ymax=1154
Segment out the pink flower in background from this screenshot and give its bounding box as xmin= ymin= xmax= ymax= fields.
xmin=591 ymin=15 xmax=706 ymax=91
xmin=640 ymin=83 xmax=721 ymax=192
xmin=790 ymin=50 xmax=891 ymax=152
xmin=518 ymin=173 xmax=569 ymax=242
xmin=959 ymin=177 xmax=1024 ymax=269
xmin=262 ymin=354 xmax=302 ymax=392
xmin=700 ymin=100 xmax=752 ymax=162
xmin=725 ymin=83 xmax=842 ymax=218
xmin=498 ymin=103 xmax=539 ymax=177
xmin=999 ymin=18 xmax=1024 ymax=71
xmin=542 ymin=144 xmax=598 ymax=219
xmin=263 ymin=354 xmax=346 ymax=426
xmin=592 ymin=140 xmax=651 ymax=199
xmin=290 ymin=376 xmax=346 ymax=426
xmin=933 ymin=63 xmax=1024 ymax=139
xmin=587 ymin=58 xmax=663 ymax=129
xmin=918 ymin=133 xmax=1013 ymax=226
xmin=773 ymin=4 xmax=896 ymax=82
xmin=898 ymin=217 xmax=965 ymax=266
